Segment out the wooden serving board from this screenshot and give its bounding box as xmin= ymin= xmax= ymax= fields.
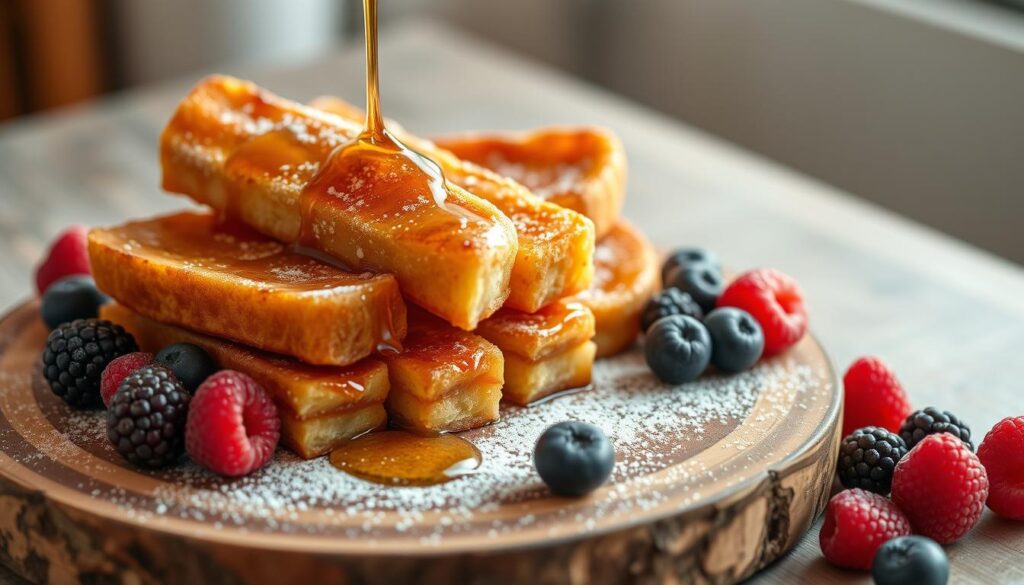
xmin=0 ymin=301 xmax=841 ymax=585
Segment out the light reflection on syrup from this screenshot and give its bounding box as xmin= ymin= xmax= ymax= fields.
xmin=329 ymin=431 xmax=482 ymax=486
xmin=297 ymin=0 xmax=462 ymax=255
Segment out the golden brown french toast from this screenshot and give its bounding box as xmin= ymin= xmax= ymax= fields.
xmin=476 ymin=300 xmax=595 ymax=361
xmin=280 ymin=405 xmax=386 ymax=459
xmin=99 ymin=303 xmax=389 ymax=420
xmin=89 ymin=211 xmax=406 ymax=367
xmin=476 ymin=301 xmax=596 ymax=405
xmin=161 ymin=76 xmax=517 ymax=330
xmin=310 ymin=95 xmax=596 ymax=312
xmin=573 ymin=220 xmax=659 ymax=357
xmin=503 ymin=341 xmax=596 ymax=406
xmin=435 ymin=127 xmax=626 ymax=239
xmin=383 ymin=309 xmax=503 ymax=434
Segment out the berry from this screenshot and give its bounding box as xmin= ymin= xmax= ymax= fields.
xmin=106 ymin=365 xmax=191 ymax=468
xmin=837 ymin=427 xmax=908 ymax=495
xmin=891 ymin=433 xmax=988 ymax=544
xmin=841 ymin=357 xmax=912 ymax=436
xmin=644 ymin=315 xmax=712 ymax=384
xmin=640 ymin=288 xmax=704 ymax=333
xmin=703 ymin=307 xmax=764 ymax=373
xmin=534 ymin=421 xmax=615 ymax=497
xmin=664 ymin=265 xmax=724 ymax=313
xmin=35 ymin=225 xmax=91 ymax=295
xmin=155 ymin=343 xmax=219 ymax=393
xmin=40 ymin=275 xmax=109 ymax=330
xmin=716 ymin=268 xmax=807 ymax=356
xmin=872 ymin=536 xmax=949 ymax=585
xmin=101 ymin=352 xmax=153 ymax=408
xmin=977 ymin=415 xmax=1024 ymax=520
xmin=41 ymin=319 xmax=138 ymax=408
xmin=186 ymin=371 xmax=280 ymax=477
xmin=899 ymin=407 xmax=973 ymax=451
xmin=661 ymin=247 xmax=720 ymax=285
xmin=819 ymin=488 xmax=911 ymax=570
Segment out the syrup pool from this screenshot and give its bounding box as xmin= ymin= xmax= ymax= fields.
xmin=328 ymin=431 xmax=483 ymax=486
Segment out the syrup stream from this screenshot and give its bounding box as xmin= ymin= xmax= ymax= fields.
xmin=323 ymin=0 xmax=483 ymax=485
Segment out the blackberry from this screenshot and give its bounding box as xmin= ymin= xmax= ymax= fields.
xmin=106 ymin=365 xmax=191 ymax=468
xmin=838 ymin=426 xmax=908 ymax=495
xmin=41 ymin=318 xmax=138 ymax=408
xmin=900 ymin=407 xmax=973 ymax=451
xmin=640 ymin=288 xmax=704 ymax=333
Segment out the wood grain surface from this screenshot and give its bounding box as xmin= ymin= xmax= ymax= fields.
xmin=0 ymin=300 xmax=839 ymax=584
xmin=0 ymin=20 xmax=1022 ymax=584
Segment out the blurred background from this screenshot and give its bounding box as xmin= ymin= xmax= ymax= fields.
xmin=1 ymin=0 xmax=1022 ymax=264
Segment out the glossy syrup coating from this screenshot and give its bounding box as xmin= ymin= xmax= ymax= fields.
xmin=89 ymin=211 xmax=407 ymax=367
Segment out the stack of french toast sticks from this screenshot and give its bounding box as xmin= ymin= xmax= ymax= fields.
xmin=89 ymin=76 xmax=658 ymax=459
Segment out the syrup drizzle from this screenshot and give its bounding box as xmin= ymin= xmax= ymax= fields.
xmin=357 ymin=0 xmax=448 ymax=208
xmin=329 ymin=431 xmax=482 ymax=486
xmin=322 ymin=0 xmax=484 ymax=483
xmin=297 ymin=0 xmax=458 ymax=256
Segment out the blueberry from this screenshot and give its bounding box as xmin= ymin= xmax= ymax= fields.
xmin=644 ymin=315 xmax=712 ymax=384
xmin=40 ymin=276 xmax=110 ymax=330
xmin=154 ymin=343 xmax=219 ymax=393
xmin=661 ymin=247 xmax=720 ymax=286
xmin=640 ymin=288 xmax=704 ymax=333
xmin=664 ymin=264 xmax=724 ymax=313
xmin=704 ymin=308 xmax=764 ymax=373
xmin=534 ymin=421 xmax=615 ymax=497
xmin=872 ymin=536 xmax=948 ymax=585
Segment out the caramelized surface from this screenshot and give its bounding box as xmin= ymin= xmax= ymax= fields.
xmin=311 ymin=95 xmax=596 ymax=312
xmin=100 ymin=304 xmax=389 ymax=419
xmin=383 ymin=309 xmax=503 ymax=433
xmin=476 ymin=300 xmax=595 ymax=361
xmin=161 ymin=76 xmax=517 ymax=330
xmin=503 ymin=341 xmax=596 ymax=406
xmin=572 ymin=221 xmax=659 ymax=357
xmin=90 ymin=212 xmax=406 ymax=366
xmin=435 ymin=127 xmax=626 ymax=238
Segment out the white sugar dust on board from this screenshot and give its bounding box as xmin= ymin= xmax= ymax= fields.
xmin=39 ymin=349 xmax=828 ymax=544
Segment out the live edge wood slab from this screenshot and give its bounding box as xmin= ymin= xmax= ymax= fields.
xmin=0 ymin=300 xmax=841 ymax=585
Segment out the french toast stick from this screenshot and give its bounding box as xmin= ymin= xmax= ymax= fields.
xmin=310 ymin=94 xmax=596 ymax=312
xmin=161 ymin=76 xmax=516 ymax=330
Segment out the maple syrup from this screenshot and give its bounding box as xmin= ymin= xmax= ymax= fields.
xmin=298 ymin=0 xmax=477 ymax=253
xmin=317 ymin=0 xmax=487 ymax=476
xmin=329 ymin=431 xmax=482 ymax=486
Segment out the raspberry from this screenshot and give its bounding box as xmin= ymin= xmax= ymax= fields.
xmin=891 ymin=433 xmax=989 ymax=543
xmin=716 ymin=268 xmax=807 ymax=356
xmin=837 ymin=427 xmax=908 ymax=495
xmin=977 ymin=416 xmax=1024 ymax=520
xmin=899 ymin=407 xmax=973 ymax=451
xmin=819 ymin=488 xmax=911 ymax=570
xmin=41 ymin=318 xmax=138 ymax=408
xmin=101 ymin=352 xmax=153 ymax=408
xmin=842 ymin=357 xmax=912 ymax=436
xmin=35 ymin=225 xmax=91 ymax=295
xmin=186 ymin=371 xmax=280 ymax=477
xmin=106 ymin=365 xmax=190 ymax=468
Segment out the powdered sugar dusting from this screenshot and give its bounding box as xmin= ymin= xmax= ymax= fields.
xmin=1 ymin=346 xmax=830 ymax=547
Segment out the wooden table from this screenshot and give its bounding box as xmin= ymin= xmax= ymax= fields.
xmin=1 ymin=21 xmax=1021 ymax=584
